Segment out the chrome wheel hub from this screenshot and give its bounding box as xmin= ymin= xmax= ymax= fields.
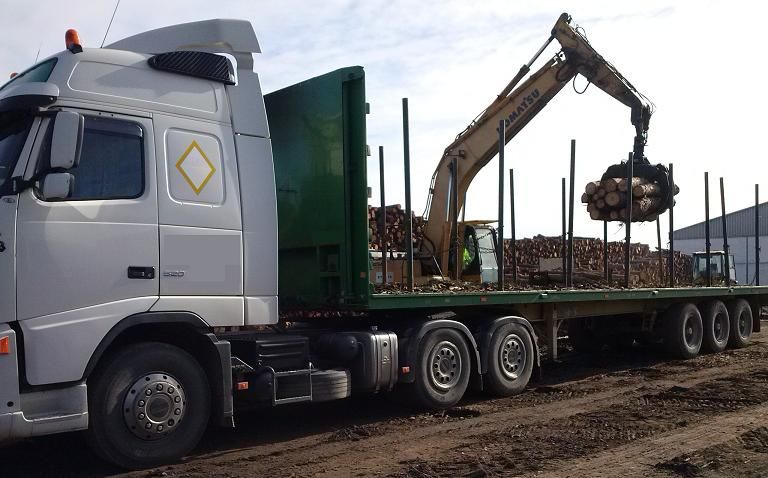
xmin=123 ymin=373 xmax=186 ymax=440
xmin=499 ymin=334 xmax=526 ymax=380
xmin=429 ymin=341 xmax=462 ymax=391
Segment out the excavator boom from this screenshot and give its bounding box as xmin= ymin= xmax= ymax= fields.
xmin=421 ymin=13 xmax=656 ymax=276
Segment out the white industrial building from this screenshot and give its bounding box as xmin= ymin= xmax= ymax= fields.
xmin=673 ymin=202 xmax=767 ymax=285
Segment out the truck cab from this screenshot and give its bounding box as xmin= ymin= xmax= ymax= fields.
xmin=0 ymin=19 xmax=279 ymax=465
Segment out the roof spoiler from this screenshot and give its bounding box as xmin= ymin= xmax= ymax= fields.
xmin=106 ymin=19 xmax=260 ymax=70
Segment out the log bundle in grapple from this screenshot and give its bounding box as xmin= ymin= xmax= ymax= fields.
xmin=582 ymin=176 xmax=678 ymax=222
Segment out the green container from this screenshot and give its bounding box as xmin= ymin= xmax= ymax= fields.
xmin=266 ymin=67 xmax=369 ymax=309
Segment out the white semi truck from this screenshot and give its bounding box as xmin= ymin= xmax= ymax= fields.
xmin=0 ymin=17 xmax=765 ymax=470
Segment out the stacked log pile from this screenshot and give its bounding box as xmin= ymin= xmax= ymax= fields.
xmin=582 ymin=177 xmax=677 ymax=222
xmin=503 ymin=235 xmax=692 ymax=287
xmin=368 ymin=205 xmax=425 ymax=251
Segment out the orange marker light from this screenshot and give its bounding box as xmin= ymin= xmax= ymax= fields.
xmin=65 ymin=29 xmax=83 ymax=53
xmin=236 ymin=381 xmax=249 ymax=391
xmin=9 ymin=72 xmax=17 ymax=79
xmin=0 ymin=336 xmax=9 ymax=355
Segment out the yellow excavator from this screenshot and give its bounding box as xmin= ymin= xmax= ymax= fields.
xmin=418 ymin=13 xmax=672 ymax=282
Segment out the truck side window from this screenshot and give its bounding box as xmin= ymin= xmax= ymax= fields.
xmin=39 ymin=116 xmax=144 ymax=201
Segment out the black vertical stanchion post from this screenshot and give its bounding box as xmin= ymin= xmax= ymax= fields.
xmin=668 ymin=163 xmax=675 ymax=287
xmin=378 ymin=146 xmax=387 ymax=283
xmin=756 ymin=184 xmax=761 ymax=285
xmin=510 ymin=169 xmax=517 ymax=283
xmin=705 ymin=172 xmax=711 ymax=287
xmin=603 ymin=221 xmax=609 ymax=282
xmin=720 ymin=177 xmax=730 ymax=286
xmin=451 ymin=158 xmax=460 ymax=281
xmin=561 ymin=178 xmax=566 ymax=284
xmin=402 ymin=98 xmax=414 ymax=291
xmin=497 ymin=120 xmax=505 ymax=290
xmin=657 ymin=218 xmax=663 ymax=286
xmin=567 ymin=139 xmax=576 ymax=287
xmin=624 ymin=152 xmax=633 ymax=288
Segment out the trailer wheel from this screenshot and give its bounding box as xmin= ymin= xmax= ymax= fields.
xmin=486 ymin=324 xmax=534 ymax=396
xmin=700 ymin=300 xmax=730 ymax=353
xmin=413 ymin=328 xmax=471 ymax=409
xmin=727 ymin=299 xmax=753 ymax=349
xmin=663 ymin=303 xmax=703 ymax=359
xmin=86 ymin=342 xmax=210 ymax=470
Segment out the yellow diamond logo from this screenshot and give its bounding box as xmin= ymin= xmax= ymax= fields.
xmin=176 ymin=141 xmax=216 ymax=195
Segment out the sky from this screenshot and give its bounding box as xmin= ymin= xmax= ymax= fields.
xmin=1 ymin=0 xmax=766 ymax=248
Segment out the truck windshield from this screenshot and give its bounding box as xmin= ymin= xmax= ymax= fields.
xmin=0 ymin=58 xmax=57 ymax=93
xmin=0 ymin=112 xmax=34 ymax=195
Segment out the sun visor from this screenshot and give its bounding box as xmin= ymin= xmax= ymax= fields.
xmin=0 ymin=82 xmax=59 ymax=113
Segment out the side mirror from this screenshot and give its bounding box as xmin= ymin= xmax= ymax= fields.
xmin=50 ymin=111 xmax=84 ymax=170
xmin=41 ymin=172 xmax=74 ymax=200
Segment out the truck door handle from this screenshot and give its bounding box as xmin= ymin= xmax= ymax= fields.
xmin=127 ymin=266 xmax=155 ymax=279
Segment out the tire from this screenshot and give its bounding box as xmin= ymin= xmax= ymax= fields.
xmin=700 ymin=300 xmax=730 ymax=353
xmin=485 ymin=323 xmax=534 ymax=397
xmin=278 ymin=369 xmax=351 ymax=402
xmin=86 ymin=342 xmax=210 ymax=470
xmin=663 ymin=303 xmax=703 ymax=359
xmin=727 ymin=299 xmax=753 ymax=349
xmin=413 ymin=328 xmax=471 ymax=409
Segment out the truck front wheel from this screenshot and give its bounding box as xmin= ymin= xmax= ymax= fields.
xmin=87 ymin=342 xmax=211 ymax=469
xmin=413 ymin=328 xmax=471 ymax=409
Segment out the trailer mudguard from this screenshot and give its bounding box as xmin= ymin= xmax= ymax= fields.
xmin=399 ymin=316 xmax=482 ymax=384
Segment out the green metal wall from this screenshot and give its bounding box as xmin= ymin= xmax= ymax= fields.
xmin=265 ymin=67 xmax=369 ymax=308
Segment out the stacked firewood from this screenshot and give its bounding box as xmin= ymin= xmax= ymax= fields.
xmin=503 ymin=235 xmax=693 ymax=286
xmin=368 ymin=205 xmax=425 ymax=251
xmin=581 ymin=177 xmax=678 ymax=222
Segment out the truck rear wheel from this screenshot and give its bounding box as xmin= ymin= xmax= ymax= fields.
xmin=700 ymin=300 xmax=730 ymax=353
xmin=86 ymin=342 xmax=210 ymax=470
xmin=727 ymin=299 xmax=753 ymax=349
xmin=663 ymin=303 xmax=703 ymax=359
xmin=486 ymin=324 xmax=534 ymax=397
xmin=413 ymin=328 xmax=471 ymax=409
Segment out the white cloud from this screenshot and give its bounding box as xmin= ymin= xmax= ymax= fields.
xmin=2 ymin=0 xmax=766 ymax=248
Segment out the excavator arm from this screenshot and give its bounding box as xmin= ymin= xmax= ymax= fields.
xmin=420 ymin=13 xmax=656 ymax=275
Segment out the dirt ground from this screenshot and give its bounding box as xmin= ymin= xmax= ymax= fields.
xmin=6 ymin=326 xmax=768 ymax=478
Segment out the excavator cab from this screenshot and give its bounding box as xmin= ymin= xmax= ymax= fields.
xmin=448 ymin=222 xmax=499 ymax=283
xmin=692 ymin=251 xmax=737 ymax=285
